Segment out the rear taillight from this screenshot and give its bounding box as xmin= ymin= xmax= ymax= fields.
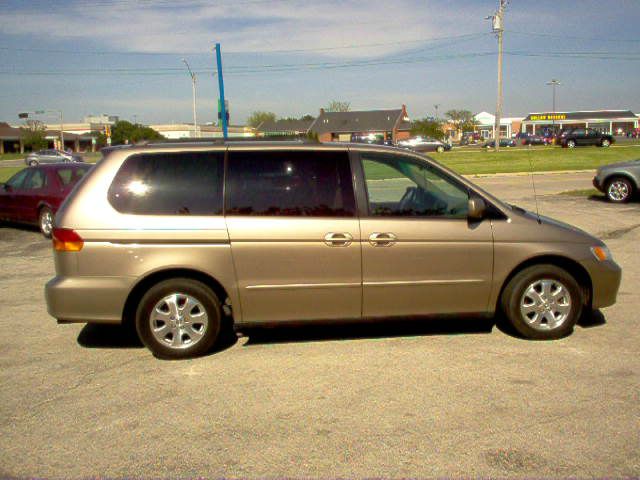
xmin=52 ymin=228 xmax=84 ymax=252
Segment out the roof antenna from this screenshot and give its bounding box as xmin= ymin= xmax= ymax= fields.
xmin=527 ymin=144 xmax=542 ymax=224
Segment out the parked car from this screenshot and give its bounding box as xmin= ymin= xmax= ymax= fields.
xmin=593 ymin=159 xmax=640 ymax=203
xmin=520 ymin=134 xmax=545 ymax=146
xmin=398 ymin=137 xmax=452 ymax=153
xmin=45 ymin=142 xmax=621 ymax=359
xmin=460 ymin=132 xmax=481 ymax=145
xmin=484 ymin=138 xmax=516 ymax=148
xmin=351 ymin=135 xmax=394 ymax=146
xmin=0 ymin=163 xmax=92 ymax=237
xmin=25 ymin=149 xmax=83 ymax=166
xmin=560 ymin=128 xmax=614 ymax=148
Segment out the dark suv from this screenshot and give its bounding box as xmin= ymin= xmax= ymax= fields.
xmin=560 ymin=128 xmax=614 ymax=148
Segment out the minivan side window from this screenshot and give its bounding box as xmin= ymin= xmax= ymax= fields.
xmin=108 ymin=151 xmax=224 ymax=215
xmin=226 ymin=150 xmax=356 ymax=217
xmin=361 ymin=153 xmax=468 ymax=218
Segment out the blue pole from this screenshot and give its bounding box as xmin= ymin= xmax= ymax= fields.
xmin=215 ymin=43 xmax=228 ymax=140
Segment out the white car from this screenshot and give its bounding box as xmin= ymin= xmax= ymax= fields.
xmin=397 ymin=137 xmax=451 ymax=153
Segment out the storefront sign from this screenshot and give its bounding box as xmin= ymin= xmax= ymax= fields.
xmin=529 ymin=114 xmax=566 ymax=121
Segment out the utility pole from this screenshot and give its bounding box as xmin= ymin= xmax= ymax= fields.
xmin=487 ymin=0 xmax=506 ymax=152
xmin=182 ymin=58 xmax=198 ymax=138
xmin=546 ymin=79 xmax=561 ymax=135
xmin=434 ymin=104 xmax=440 ymax=120
xmin=215 ymin=43 xmax=228 ymax=140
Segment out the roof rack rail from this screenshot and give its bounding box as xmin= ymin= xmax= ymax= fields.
xmin=135 ymin=135 xmax=319 ymax=147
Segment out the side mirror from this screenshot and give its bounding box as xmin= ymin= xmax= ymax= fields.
xmin=468 ymin=196 xmax=486 ymax=221
xmin=2 ymin=183 xmax=10 ymax=192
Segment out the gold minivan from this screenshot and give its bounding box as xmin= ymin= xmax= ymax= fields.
xmin=45 ymin=142 xmax=621 ymax=358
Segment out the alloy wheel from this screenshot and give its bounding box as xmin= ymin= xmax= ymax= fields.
xmin=607 ymin=180 xmax=630 ymax=202
xmin=40 ymin=209 xmax=53 ymax=237
xmin=149 ymin=293 xmax=209 ymax=349
xmin=519 ymin=279 xmax=572 ymax=331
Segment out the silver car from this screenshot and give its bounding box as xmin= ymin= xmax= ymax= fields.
xmin=25 ymin=149 xmax=83 ymax=166
xmin=593 ymin=159 xmax=640 ymax=203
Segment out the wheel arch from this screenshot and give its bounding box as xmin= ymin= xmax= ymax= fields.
xmin=603 ymin=172 xmax=638 ymax=192
xmin=122 ymin=268 xmax=234 ymax=329
xmin=496 ymin=254 xmax=593 ymax=312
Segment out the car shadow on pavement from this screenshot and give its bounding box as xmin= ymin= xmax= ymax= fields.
xmin=77 ymin=323 xmax=144 ymax=349
xmin=239 ymin=315 xmax=496 ymax=346
xmin=578 ymin=309 xmax=607 ymax=328
xmin=76 ymin=320 xmax=239 ymax=356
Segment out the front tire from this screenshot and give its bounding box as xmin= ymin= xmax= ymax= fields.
xmin=29 ymin=160 xmax=38 ymax=166
xmin=601 ymin=139 xmax=611 ymax=147
xmin=501 ymin=264 xmax=582 ymax=340
xmin=567 ymin=140 xmax=576 ymax=148
xmin=606 ymin=177 xmax=633 ymax=203
xmin=39 ymin=207 xmax=54 ymax=238
xmin=436 ymin=145 xmax=445 ymax=153
xmin=135 ymin=278 xmax=222 ymax=359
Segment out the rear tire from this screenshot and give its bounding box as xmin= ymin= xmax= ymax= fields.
xmin=38 ymin=207 xmax=53 ymax=238
xmin=135 ymin=278 xmax=222 ymax=359
xmin=436 ymin=145 xmax=445 ymax=153
xmin=29 ymin=160 xmax=38 ymax=166
xmin=605 ymin=177 xmax=634 ymax=203
xmin=601 ymin=139 xmax=611 ymax=147
xmin=567 ymin=140 xmax=576 ymax=148
xmin=500 ymin=264 xmax=582 ymax=340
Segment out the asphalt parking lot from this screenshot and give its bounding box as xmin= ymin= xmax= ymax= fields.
xmin=0 ymin=172 xmax=638 ymax=478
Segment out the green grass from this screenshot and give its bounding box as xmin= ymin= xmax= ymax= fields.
xmin=559 ymin=188 xmax=603 ymax=197
xmin=0 ymin=167 xmax=23 ymax=183
xmin=363 ymin=145 xmax=639 ymax=179
xmin=432 ymin=145 xmax=640 ymax=176
xmin=0 ymin=153 xmax=26 ymax=161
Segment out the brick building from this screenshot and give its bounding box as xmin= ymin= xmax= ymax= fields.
xmin=308 ymin=105 xmax=412 ymax=143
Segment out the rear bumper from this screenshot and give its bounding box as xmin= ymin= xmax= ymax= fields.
xmin=45 ymin=275 xmax=134 ymax=324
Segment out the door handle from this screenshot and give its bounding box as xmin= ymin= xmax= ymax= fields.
xmin=324 ymin=232 xmax=353 ymax=247
xmin=369 ymin=232 xmax=397 ymax=247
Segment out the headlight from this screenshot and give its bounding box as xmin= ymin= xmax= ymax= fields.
xmin=591 ymin=246 xmax=612 ymax=262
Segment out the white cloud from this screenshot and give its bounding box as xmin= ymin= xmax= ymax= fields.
xmin=3 ymin=0 xmax=483 ymax=58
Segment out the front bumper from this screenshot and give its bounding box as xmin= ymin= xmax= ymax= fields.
xmin=583 ymin=258 xmax=622 ymax=309
xmin=593 ymin=175 xmax=605 ymax=192
xmin=45 ymin=275 xmax=134 ymax=324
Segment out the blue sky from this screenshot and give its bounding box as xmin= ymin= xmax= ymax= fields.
xmin=1 ymin=0 xmax=639 ymax=124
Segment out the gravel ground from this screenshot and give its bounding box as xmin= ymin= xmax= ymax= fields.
xmin=0 ymin=172 xmax=638 ymax=478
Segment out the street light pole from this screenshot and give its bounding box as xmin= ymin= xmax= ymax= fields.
xmin=546 ymin=79 xmax=561 ymax=135
xmin=182 ymin=58 xmax=198 ymax=138
xmin=487 ymin=0 xmax=507 ymax=152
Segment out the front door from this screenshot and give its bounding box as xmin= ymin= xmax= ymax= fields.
xmin=0 ymin=168 xmax=30 ymax=220
xmin=357 ymin=152 xmax=494 ymax=318
xmin=225 ymin=148 xmax=361 ymax=323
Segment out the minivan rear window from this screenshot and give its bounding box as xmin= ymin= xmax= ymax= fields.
xmin=108 ymin=151 xmax=224 ymax=215
xmin=226 ymin=150 xmax=356 ymax=217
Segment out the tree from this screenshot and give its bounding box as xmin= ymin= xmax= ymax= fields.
xmin=247 ymin=111 xmax=276 ymax=128
xmin=410 ymin=118 xmax=445 ymax=140
xmin=93 ymin=121 xmax=164 ymax=147
xmin=326 ymin=100 xmax=350 ymax=112
xmin=300 ymin=114 xmax=315 ymax=121
xmin=445 ymin=109 xmax=477 ymax=134
xmin=20 ymin=120 xmax=48 ymax=151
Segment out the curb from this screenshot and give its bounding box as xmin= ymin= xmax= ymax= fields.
xmin=466 ymin=169 xmax=595 ymax=178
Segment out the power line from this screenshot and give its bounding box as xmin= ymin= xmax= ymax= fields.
xmin=1 ymin=49 xmax=638 ymax=78
xmin=506 ymin=29 xmax=640 ymax=43
xmin=0 ymin=32 xmax=489 ymax=56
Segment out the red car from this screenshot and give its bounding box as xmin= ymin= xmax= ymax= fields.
xmin=0 ymin=163 xmax=92 ymax=237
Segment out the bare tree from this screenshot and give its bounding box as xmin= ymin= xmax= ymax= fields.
xmin=326 ymin=100 xmax=351 ymax=112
